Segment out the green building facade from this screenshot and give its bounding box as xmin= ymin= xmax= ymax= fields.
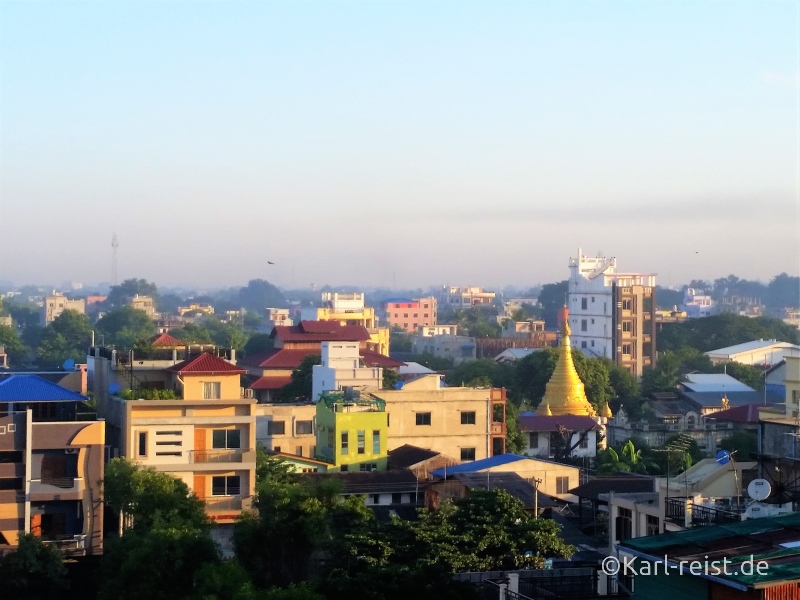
xmin=315 ymin=392 xmax=389 ymax=471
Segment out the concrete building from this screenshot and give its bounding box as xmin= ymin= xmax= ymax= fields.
xmin=315 ymin=391 xmax=389 ymax=472
xmin=411 ymin=333 xmax=476 ymax=365
xmin=681 ymin=287 xmax=716 ymax=318
xmin=567 ymin=250 xmax=657 ymax=377
xmin=177 ymin=303 xmax=215 ymax=317
xmin=704 ymin=339 xmax=800 ymax=367
xmin=501 ymin=319 xmax=546 ymax=340
xmin=42 ymin=292 xmax=86 ymax=326
xmin=381 ymin=297 xmax=437 ymax=333
xmin=311 ymin=341 xmax=382 ymax=401
xmin=264 ymin=308 xmax=293 ymax=333
xmin=100 ymin=353 xmax=258 ymax=524
xmin=786 ymin=355 xmax=800 ymax=418
xmin=0 ymin=376 xmax=104 ymax=557
xmin=254 ymin=402 xmax=317 ymax=457
xmin=301 ymin=292 xmax=389 ymax=355
xmin=370 ymin=374 xmax=507 ymax=460
xmin=130 ymin=294 xmax=157 ymax=319
xmin=520 ymin=414 xmax=603 ymax=459
xmin=439 ymin=286 xmax=496 ymax=309
xmin=417 ymin=324 xmax=458 ymax=337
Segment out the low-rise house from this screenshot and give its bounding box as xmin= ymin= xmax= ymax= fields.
xmin=311 ymin=341 xmax=382 ymax=400
xmin=130 ymin=294 xmax=157 ymax=318
xmin=387 ymin=444 xmax=458 ymax=480
xmin=411 ymin=333 xmax=476 ymax=365
xmin=430 ymin=454 xmax=582 ymax=502
xmin=42 ymin=292 xmax=85 ymax=326
xmin=705 ymin=339 xmax=800 ymax=367
xmin=304 ymin=469 xmax=422 ymax=517
xmin=519 ymin=414 xmax=604 ymax=459
xmin=254 ymin=402 xmax=316 ymax=457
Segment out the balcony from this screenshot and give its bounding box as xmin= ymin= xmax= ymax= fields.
xmin=30 ymin=478 xmax=84 ymax=500
xmin=491 ymin=423 xmax=506 ymax=436
xmin=205 ymin=496 xmax=243 ymax=511
xmin=43 ymin=534 xmax=86 ymax=557
xmin=189 ymin=450 xmax=244 ymax=464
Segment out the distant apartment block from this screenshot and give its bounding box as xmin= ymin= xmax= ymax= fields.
xmin=42 ymin=292 xmax=86 ymax=326
xmin=264 ymin=308 xmax=293 ymax=333
xmin=311 ymin=342 xmax=382 ymax=401
xmin=681 ymin=288 xmax=716 ymax=318
xmin=177 ymin=303 xmax=215 ymax=317
xmin=411 ymin=332 xmax=476 ymax=365
xmin=130 ymin=294 xmax=157 ymax=318
xmin=501 ymin=319 xmax=546 ymax=340
xmin=567 ymin=250 xmax=657 ymax=377
xmin=439 ymin=286 xmax=496 ymax=309
xmin=301 ymin=292 xmax=389 ymax=355
xmin=381 ymin=296 xmax=437 ymax=333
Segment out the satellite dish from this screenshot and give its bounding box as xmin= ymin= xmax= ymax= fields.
xmin=748 ymin=479 xmax=772 ymax=502
xmin=394 ymin=381 xmax=404 ymax=390
xmin=715 ymin=450 xmax=731 ymax=465
xmin=62 ymin=358 xmax=75 ymax=371
xmin=108 ymin=382 xmax=121 ymax=395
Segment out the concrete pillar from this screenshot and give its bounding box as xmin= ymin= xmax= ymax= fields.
xmin=508 ymin=573 xmax=519 ymax=594
xmin=597 ymin=568 xmax=608 ymax=595
xmin=498 ymin=582 xmax=508 ymax=600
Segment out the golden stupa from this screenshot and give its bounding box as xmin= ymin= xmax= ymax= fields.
xmin=535 ymin=319 xmax=596 ymax=417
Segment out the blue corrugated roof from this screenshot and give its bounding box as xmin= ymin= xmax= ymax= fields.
xmin=0 ymin=375 xmax=87 ymax=402
xmin=430 ymin=453 xmax=529 ymax=478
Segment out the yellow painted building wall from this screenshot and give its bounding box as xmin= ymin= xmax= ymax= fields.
xmin=179 ymin=373 xmax=242 ymax=400
xmin=786 ymin=355 xmax=800 ymax=417
xmin=254 ymin=403 xmax=317 ymax=457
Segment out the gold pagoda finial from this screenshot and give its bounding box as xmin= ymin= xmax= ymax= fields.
xmin=535 ymin=310 xmax=596 ymax=417
xmin=603 ymin=402 xmax=613 ymax=419
xmin=721 ymin=395 xmax=729 ymax=409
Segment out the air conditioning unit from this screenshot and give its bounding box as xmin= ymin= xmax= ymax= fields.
xmin=244 ymin=389 xmax=254 ymax=399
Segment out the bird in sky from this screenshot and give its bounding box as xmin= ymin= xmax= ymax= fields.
xmin=268 ymin=261 xmax=275 ymax=265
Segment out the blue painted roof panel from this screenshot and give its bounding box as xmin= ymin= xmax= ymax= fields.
xmin=0 ymin=375 xmax=87 ymax=402
xmin=430 ymin=453 xmax=528 ymax=478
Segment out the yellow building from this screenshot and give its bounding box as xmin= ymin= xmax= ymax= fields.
xmin=104 ymin=353 xmax=257 ymax=524
xmin=177 ymin=303 xmax=215 ymax=317
xmin=535 ymin=318 xmax=596 ymax=417
xmin=370 ymin=374 xmax=507 ymax=461
xmin=303 ymin=292 xmax=390 ymax=355
xmin=315 ymin=392 xmax=388 ymax=471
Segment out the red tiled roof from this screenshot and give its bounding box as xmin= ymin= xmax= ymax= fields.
xmin=249 ymin=375 xmax=293 ymax=390
xmin=150 ymin=332 xmax=186 ymax=347
xmin=166 ymin=352 xmax=247 ymax=375
xmin=360 ymin=349 xmax=405 ymax=368
xmin=272 ymin=321 xmax=371 ymax=343
xmin=519 ymin=415 xmax=600 ymax=432
xmin=240 ymin=348 xmax=318 ymax=369
xmin=708 ymin=403 xmax=763 ymax=424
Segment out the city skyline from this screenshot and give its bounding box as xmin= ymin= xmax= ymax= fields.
xmin=1 ymin=1 xmax=798 ymax=288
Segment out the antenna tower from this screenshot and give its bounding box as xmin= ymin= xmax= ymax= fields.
xmin=111 ymin=233 xmax=119 ymax=285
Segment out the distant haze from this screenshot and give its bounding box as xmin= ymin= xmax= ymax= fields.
xmin=1 ymin=1 xmax=798 ymax=289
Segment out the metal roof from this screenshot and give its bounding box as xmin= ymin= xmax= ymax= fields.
xmin=0 ymin=375 xmax=87 ymax=402
xmin=704 ymin=340 xmax=800 ymax=357
xmin=682 ymin=374 xmax=755 ymax=393
xmin=430 ymin=453 xmax=528 ymax=478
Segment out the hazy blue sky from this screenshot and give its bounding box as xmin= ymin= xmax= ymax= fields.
xmin=1 ymin=1 xmax=798 ymax=290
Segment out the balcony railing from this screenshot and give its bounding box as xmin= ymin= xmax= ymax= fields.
xmin=43 ymin=534 xmax=86 ymax=556
xmin=205 ymin=497 xmax=243 ymax=511
xmin=189 ymin=450 xmax=243 ymax=464
xmin=30 ymin=477 xmax=84 ymax=496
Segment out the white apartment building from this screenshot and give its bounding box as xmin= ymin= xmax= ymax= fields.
xmin=264 ymin=308 xmax=293 ymax=332
xmin=681 ymin=288 xmax=717 ymax=318
xmin=439 ymin=286 xmax=496 ymax=309
xmin=311 ymin=341 xmax=382 ymax=400
xmin=568 ymin=250 xmax=657 ymax=377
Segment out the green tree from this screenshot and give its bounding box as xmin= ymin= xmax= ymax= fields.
xmin=106 ymin=279 xmax=159 ymax=309
xmin=36 ymin=310 xmax=92 ymax=368
xmin=0 ymin=534 xmax=68 ymax=600
xmin=504 ymin=402 xmax=526 ymax=454
xmin=278 ymin=355 xmax=321 ymax=401
xmin=407 ymin=352 xmax=454 ymax=371
xmin=713 ymin=362 xmax=765 ymax=390
xmin=156 ymin=293 xmax=185 ymax=315
xmin=96 ymin=306 xmax=155 ymax=349
xmin=658 ymin=314 xmax=799 ymax=353
xmin=202 ymin=317 xmax=249 ymax=351
xmin=383 ymin=368 xmax=401 ymax=389
xmin=238 ymin=280 xmax=286 ymax=313
xmin=0 ymin=324 xmax=26 ymax=365
xmin=167 ymin=322 xmax=213 ymax=344
xmin=766 ymin=273 xmax=800 ymax=309
xmin=445 ymin=359 xmax=514 ymax=389
xmin=243 ymin=333 xmax=274 ymax=357
xmin=719 ymin=430 xmax=758 ymax=461
xmin=537 ymin=280 xmax=569 ymax=328
xmin=255 ymin=447 xmax=296 ymax=486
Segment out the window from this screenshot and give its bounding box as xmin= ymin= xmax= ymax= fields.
xmin=791 ymin=390 xmax=799 ymax=405
xmin=403 ymin=313 xmax=408 ymax=318
xmin=137 ymin=432 xmax=147 ymax=457
xmin=556 ymin=476 xmax=570 ymax=494
xmin=391 ymin=493 xmax=402 ymax=504
xmin=341 ymin=432 xmax=349 ymax=455
xmin=357 ymin=431 xmax=365 ymax=454
xmin=373 ymin=430 xmax=380 ymax=454
xmin=211 ymin=475 xmax=240 ymax=496
xmin=212 ymin=429 xmax=241 ymax=449
xmin=581 ymin=298 xmax=588 ymax=310
xmin=460 ymin=448 xmax=476 ymax=461
xmin=461 ymin=411 xmax=476 ymax=425
xmin=529 ymin=433 xmax=538 ymax=448
xmin=579 ymin=435 xmax=589 ymax=449
xmin=622 ymin=299 xmax=633 ymax=311
xmin=581 ymin=341 xmax=587 ymax=349
xmin=340 ymin=465 xmax=348 ymax=472
xmin=203 ymin=382 xmax=221 ymax=399
xmin=622 ymin=344 xmax=632 ymax=355
xmin=591 ymin=297 xmax=595 ymax=303
xmin=622 ymin=321 xmax=632 ymax=333
xmin=591 ymin=340 xmax=595 ymax=347
xmin=416 ymin=412 xmax=431 ymax=426
xmin=646 ymin=515 xmax=660 ymax=536
xmin=360 ymin=463 xmax=378 ymax=472
xmin=581 ymin=319 xmax=587 ymax=332
xmin=273 ymin=446 xmax=281 ymax=453
xmin=687 ymin=415 xmax=696 ymax=429
xmin=371 ymin=494 xmax=380 ymax=504
xmin=267 ymin=421 xmax=285 ymax=436
xmin=296 ymin=420 xmax=313 ymax=435
xmin=616 ymin=507 xmax=633 ymax=541
xmin=413 ymin=313 xmax=418 ymax=318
